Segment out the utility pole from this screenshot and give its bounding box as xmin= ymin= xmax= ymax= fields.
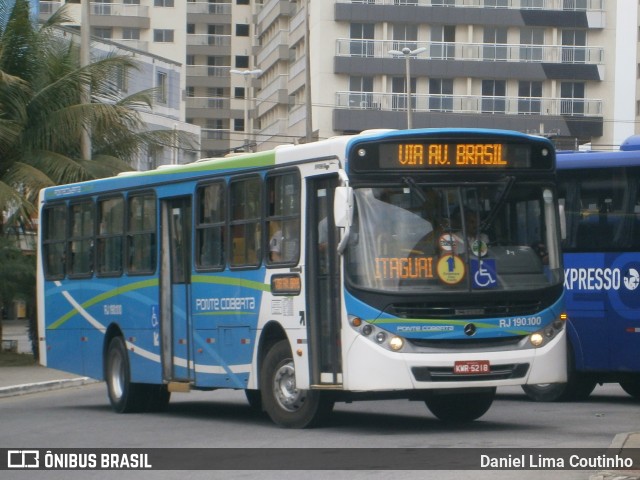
xmin=80 ymin=0 xmax=92 ymax=160
xmin=388 ymin=46 xmax=426 ymax=129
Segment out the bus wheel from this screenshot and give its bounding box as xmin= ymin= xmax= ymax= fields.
xmin=619 ymin=379 xmax=640 ymax=400
xmin=106 ymin=336 xmax=144 ymax=413
xmin=260 ymin=340 xmax=333 ymax=428
xmin=424 ymin=388 xmax=495 ymax=423
xmin=522 ymin=375 xmax=596 ymax=402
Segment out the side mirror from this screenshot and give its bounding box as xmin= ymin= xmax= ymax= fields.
xmin=334 ymin=186 xmax=353 ymax=228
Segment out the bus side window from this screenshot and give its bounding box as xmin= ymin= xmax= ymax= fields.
xmin=42 ymin=204 xmax=67 ymax=279
xmin=68 ymin=200 xmax=94 ymax=277
xmin=196 ymin=182 xmax=225 ymax=270
xmin=127 ymin=193 xmax=157 ymax=274
xmin=97 ymin=196 xmax=124 ymax=276
xmin=266 ymin=171 xmax=300 ymax=265
xmin=230 ymin=176 xmax=261 ymax=268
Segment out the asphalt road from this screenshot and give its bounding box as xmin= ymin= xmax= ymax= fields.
xmin=0 ymin=380 xmax=638 ymax=480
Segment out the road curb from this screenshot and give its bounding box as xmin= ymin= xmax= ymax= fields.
xmin=589 ymin=432 xmax=640 ymax=480
xmin=0 ymin=377 xmax=98 ymax=398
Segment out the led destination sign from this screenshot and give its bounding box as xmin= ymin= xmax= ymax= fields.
xmin=379 ymin=143 xmax=523 ymax=169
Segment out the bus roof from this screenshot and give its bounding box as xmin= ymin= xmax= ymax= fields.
xmin=556 ymin=149 xmax=640 ymax=170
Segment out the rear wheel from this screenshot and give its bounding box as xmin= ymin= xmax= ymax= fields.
xmin=260 ymin=340 xmax=333 ymax=428
xmin=620 ymin=378 xmax=640 ymax=400
xmin=424 ymin=388 xmax=495 ymax=423
xmin=106 ymin=336 xmax=144 ymax=413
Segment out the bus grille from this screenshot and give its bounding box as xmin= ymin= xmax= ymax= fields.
xmin=409 ymin=336 xmax=526 ymax=350
xmin=412 ymin=363 xmax=529 ymax=382
xmin=386 ymin=300 xmax=542 ymax=319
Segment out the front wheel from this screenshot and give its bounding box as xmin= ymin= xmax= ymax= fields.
xmin=260 ymin=340 xmax=333 ymax=428
xmin=424 ymin=388 xmax=495 ymax=423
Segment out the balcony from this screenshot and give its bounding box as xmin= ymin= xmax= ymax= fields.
xmin=187 ymin=34 xmax=232 ymax=47
xmin=335 ymin=91 xmax=603 ymax=117
xmin=335 ymin=0 xmax=605 ymax=12
xmin=187 ymin=65 xmax=231 ymax=77
xmin=336 ymin=39 xmax=604 ymax=64
xmin=187 ymin=2 xmax=232 ymax=15
xmin=90 ymin=2 xmax=149 ymax=17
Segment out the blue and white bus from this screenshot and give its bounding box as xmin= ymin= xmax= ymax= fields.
xmin=522 ymin=138 xmax=640 ymax=402
xmin=37 ymin=128 xmax=566 ymax=427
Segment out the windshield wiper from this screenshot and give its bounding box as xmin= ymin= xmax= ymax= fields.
xmin=402 ymin=176 xmax=428 ymax=204
xmin=481 ymin=176 xmax=515 ymax=231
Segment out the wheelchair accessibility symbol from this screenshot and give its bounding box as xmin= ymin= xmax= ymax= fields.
xmin=471 ymin=259 xmax=497 ymax=289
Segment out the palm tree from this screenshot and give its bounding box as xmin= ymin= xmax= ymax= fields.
xmin=0 ymin=1 xmax=197 ymax=355
xmin=0 ymin=0 xmax=197 ymax=230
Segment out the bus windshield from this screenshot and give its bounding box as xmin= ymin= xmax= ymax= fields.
xmin=345 ymin=181 xmax=562 ymax=293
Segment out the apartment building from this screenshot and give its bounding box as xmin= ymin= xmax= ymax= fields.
xmin=38 ymin=0 xmax=201 ymax=166
xmin=40 ymin=0 xmax=639 ymax=152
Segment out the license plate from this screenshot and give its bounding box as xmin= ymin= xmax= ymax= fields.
xmin=454 ymin=360 xmax=491 ymax=374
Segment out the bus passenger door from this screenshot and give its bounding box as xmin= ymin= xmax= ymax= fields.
xmin=160 ymin=197 xmax=193 ymax=384
xmin=306 ymin=175 xmax=342 ymax=386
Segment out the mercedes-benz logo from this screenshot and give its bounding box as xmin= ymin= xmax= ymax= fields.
xmin=464 ymin=323 xmax=477 ymax=336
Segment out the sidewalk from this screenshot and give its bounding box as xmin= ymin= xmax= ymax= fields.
xmin=0 ymin=318 xmax=96 ymax=397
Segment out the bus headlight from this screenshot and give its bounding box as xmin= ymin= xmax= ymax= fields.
xmin=529 ymin=313 xmax=566 ymax=348
xmin=348 ymin=315 xmax=407 ymax=352
xmin=529 ymin=333 xmax=544 ymax=347
xmin=389 ymin=336 xmax=404 ymax=351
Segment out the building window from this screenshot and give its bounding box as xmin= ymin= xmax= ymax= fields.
xmin=391 ymin=23 xmax=418 ymax=51
xmin=187 ymin=24 xmax=195 ymax=34
xmin=483 ymin=27 xmax=508 ymax=60
xmin=237 ymin=0 xmax=250 ymax=4
xmin=481 ymin=80 xmax=506 ymax=113
xmin=235 ymin=56 xmax=249 ymax=68
xmin=392 ymin=76 xmax=416 ymax=111
xmin=562 ymin=29 xmax=587 ymax=63
xmin=235 ymin=87 xmax=245 ymax=99
xmin=93 ymin=27 xmax=112 ymax=39
xmin=349 ymin=23 xmax=374 ymax=57
xmin=560 ymin=82 xmax=585 ymax=115
xmin=518 ymin=81 xmax=542 ymax=114
xmin=234 ymin=118 xmax=245 ymax=132
xmin=236 ymin=24 xmax=250 ymax=37
xmin=349 ymin=76 xmax=374 ymax=108
xmin=153 ymin=29 xmax=174 ymax=43
xmin=429 ymin=78 xmax=454 ymax=112
xmin=431 ymin=25 xmax=455 ymax=59
xmin=154 ymin=0 xmax=174 ymax=6
xmin=124 ymin=0 xmax=141 ymax=4
xmin=156 ymin=72 xmax=168 ymax=104
xmin=520 ymin=27 xmax=544 ymax=62
xmin=122 ymin=28 xmax=140 ymax=40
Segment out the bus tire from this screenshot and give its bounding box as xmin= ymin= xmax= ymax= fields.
xmin=424 ymin=388 xmax=495 ymax=423
xmin=619 ymin=378 xmax=640 ymax=400
xmin=522 ymin=374 xmax=596 ymax=402
xmin=260 ymin=340 xmax=333 ymax=428
xmin=106 ymin=336 xmax=145 ymax=413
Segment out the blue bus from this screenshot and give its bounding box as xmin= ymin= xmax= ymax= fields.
xmin=37 ymin=128 xmax=566 ymax=427
xmin=522 ymin=138 xmax=640 ymax=402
